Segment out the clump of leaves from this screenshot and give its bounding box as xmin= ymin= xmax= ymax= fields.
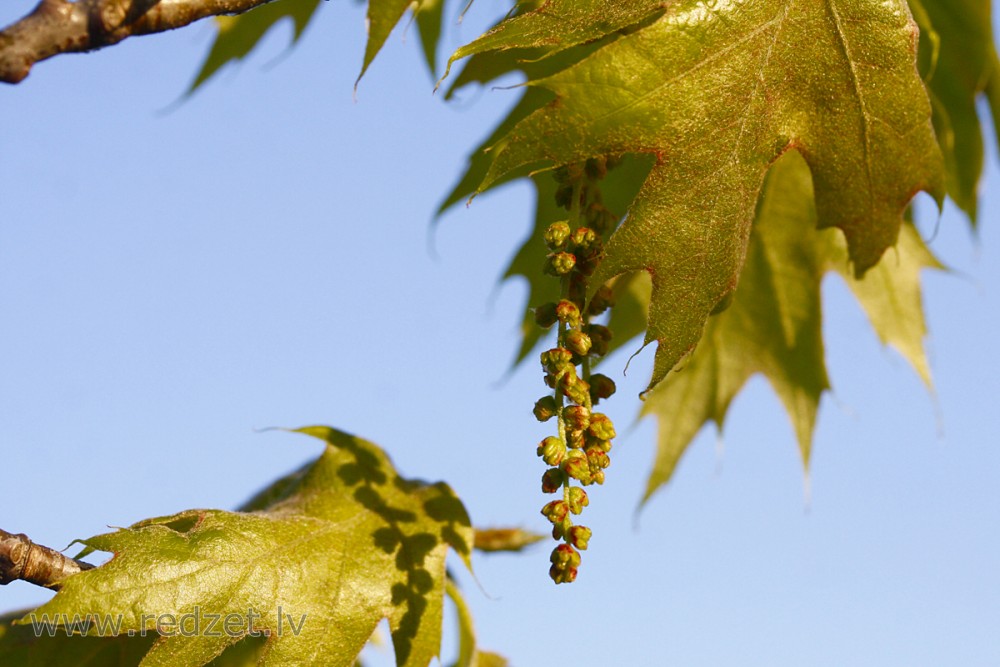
xmin=1 ymin=428 xmax=476 ymax=667
xmin=442 ymin=0 xmax=998 ymax=501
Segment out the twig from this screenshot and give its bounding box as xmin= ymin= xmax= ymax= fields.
xmin=0 ymin=528 xmax=93 ymax=590
xmin=0 ymin=0 xmax=278 ymax=84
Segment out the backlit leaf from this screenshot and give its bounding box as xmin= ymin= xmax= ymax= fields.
xmin=188 ymin=0 xmax=323 ymax=94
xmin=639 ymin=151 xmax=940 ymax=500
xmin=10 ymin=428 xmax=472 ymax=667
xmin=911 ymin=0 xmax=1000 ymax=221
xmin=463 ymin=0 xmax=945 ymax=393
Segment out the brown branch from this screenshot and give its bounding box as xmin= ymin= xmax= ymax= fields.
xmin=0 ymin=0 xmax=278 ymax=84
xmin=0 ymin=528 xmax=93 ymax=589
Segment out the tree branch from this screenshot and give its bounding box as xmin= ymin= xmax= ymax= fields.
xmin=0 ymin=528 xmax=93 ymax=589
xmin=0 ymin=0 xmax=277 ymax=84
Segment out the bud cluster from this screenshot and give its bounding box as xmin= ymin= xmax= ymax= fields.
xmin=531 ymin=157 xmax=621 ymax=584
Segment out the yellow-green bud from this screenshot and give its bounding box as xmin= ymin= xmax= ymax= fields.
xmin=549 ymin=563 xmax=578 ymax=585
xmin=563 ymin=374 xmax=590 ymax=406
xmin=537 ymin=436 xmax=567 ymax=467
xmin=567 ymin=487 xmax=589 ymax=514
xmin=586 ymin=433 xmax=613 ymax=453
xmin=566 ymin=429 xmax=585 ymax=450
xmin=567 ymin=525 xmax=592 ymax=550
xmin=570 ymin=227 xmax=598 ymax=253
xmin=533 ymin=395 xmax=558 ymax=422
xmin=562 ymin=405 xmax=590 ymax=432
xmin=540 ymin=348 xmax=573 ymax=374
xmin=562 ymin=450 xmax=592 ymax=483
xmin=586 ymin=446 xmax=611 ymax=470
xmin=550 ymin=543 xmax=582 ymax=568
xmin=544 ymin=222 xmax=571 ymax=250
xmin=545 ymin=251 xmax=577 ymax=276
xmin=565 ymin=330 xmax=593 ymax=356
xmin=541 ymin=500 xmax=569 ymax=525
xmin=534 ymin=302 xmax=558 ymax=329
xmin=588 ymin=413 xmax=616 ymax=440
xmin=555 ymin=300 xmax=581 ymax=327
xmin=551 ymin=566 xmax=577 ymax=584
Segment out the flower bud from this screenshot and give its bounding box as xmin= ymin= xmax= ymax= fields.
xmin=562 ymin=450 xmax=592 ymax=483
xmin=541 ymin=468 xmax=566 ymax=494
xmin=533 ymin=395 xmax=557 ymax=422
xmin=585 ymin=446 xmax=611 ymax=470
xmin=562 ymin=374 xmax=590 ymax=406
xmin=533 ymin=302 xmax=558 ymax=329
xmin=567 ymin=525 xmax=592 ymax=550
xmin=544 ymin=252 xmax=577 ymax=276
xmin=550 ymin=543 xmax=582 ymax=568
xmin=567 ymin=487 xmax=589 ymax=514
xmin=544 ymin=221 xmax=571 ymax=249
xmin=587 ymin=285 xmax=616 ymax=316
xmin=549 ymin=563 xmax=578 ymax=584
xmin=555 ymin=300 xmax=581 ymax=327
xmin=588 ymin=413 xmax=616 ymax=441
xmin=541 ymin=500 xmax=569 ymax=525
xmin=589 ymin=374 xmax=617 ymax=402
xmin=570 ymin=227 xmax=598 ymax=253
xmin=564 ymin=330 xmax=592 ymax=356
xmin=566 ymin=429 xmax=585 ymax=450
xmin=586 ymin=433 xmax=613 ymax=453
xmin=540 ymin=348 xmax=573 ymax=374
xmin=592 ymin=470 xmax=606 ymax=485
xmin=549 ymin=545 xmax=582 ymax=582
xmin=537 ymin=436 xmax=567 ymax=467
xmin=562 ymin=405 xmax=590 ymax=432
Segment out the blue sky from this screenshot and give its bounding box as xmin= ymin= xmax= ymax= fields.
xmin=1 ymin=2 xmax=998 ymax=665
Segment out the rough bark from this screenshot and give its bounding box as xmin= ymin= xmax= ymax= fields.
xmin=0 ymin=0 xmax=277 ymax=83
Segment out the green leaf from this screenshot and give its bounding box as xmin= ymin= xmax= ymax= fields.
xmin=415 ymin=0 xmax=445 ymax=78
xmin=12 ymin=427 xmax=472 ymax=667
xmin=463 ymin=0 xmax=945 ymax=393
xmin=440 ymin=41 xmax=653 ymax=368
xmin=444 ymin=581 xmax=507 ymax=667
xmin=910 ymin=0 xmax=1000 ymax=221
xmin=188 ymin=0 xmax=323 ymax=94
xmin=360 ymin=0 xmax=443 ymax=85
xmin=189 ymin=0 xmax=449 ymax=93
xmin=639 ymin=151 xmax=940 ymax=501
xmin=442 ymin=0 xmax=666 ymax=80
